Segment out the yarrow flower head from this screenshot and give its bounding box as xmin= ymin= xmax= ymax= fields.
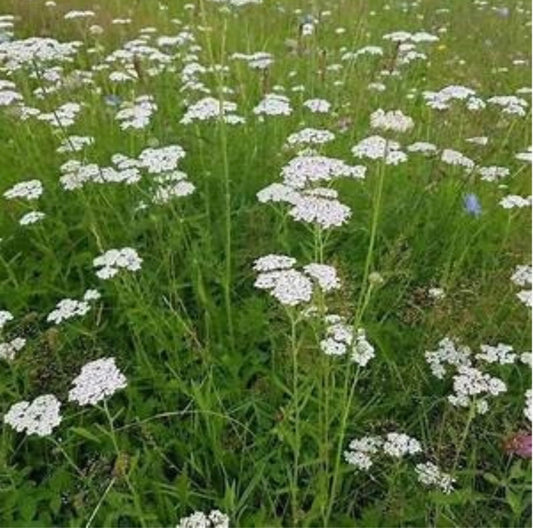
xmin=345 ymin=431 xmax=421 ymax=470
xmin=415 ymin=462 xmax=455 ymax=493
xmin=177 ymin=509 xmax=229 ymax=528
xmin=19 ymin=211 xmax=45 ymax=225
xmin=3 ymin=179 xmax=43 ymax=200
xmin=68 ymin=357 xmax=127 ymax=406
xmin=0 ymin=337 xmax=26 ymax=361
xmin=0 ymin=310 xmax=13 ymax=330
xmin=138 ymin=145 xmax=186 ymax=174
xmin=4 ymin=394 xmax=62 ymax=436
xmin=351 ymin=135 xmax=407 ymax=165
xmin=47 ymin=298 xmax=91 ymax=325
xmin=93 ymin=247 xmax=143 ymax=280
xmin=253 ymin=93 xmax=292 ymax=117
xmin=320 ymin=315 xmax=375 ymax=366
xmin=511 ymin=264 xmax=531 ymax=308
xmin=285 ymin=128 xmax=335 ymax=148
xmin=302 ymin=98 xmax=331 ymax=113
xmin=253 ymin=255 xmax=340 ymax=306
xmin=180 ymin=97 xmax=244 ymax=125
xmin=370 ymin=108 xmax=414 ymax=133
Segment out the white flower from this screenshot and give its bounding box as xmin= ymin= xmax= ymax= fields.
xmin=515 ymin=147 xmax=532 ymax=163
xmin=303 ymin=263 xmax=340 ymax=292
xmin=115 ymin=96 xmax=157 ymax=130
xmin=281 ymin=155 xmax=366 ymax=189
xmin=138 ymin=145 xmax=186 ymax=174
xmin=511 ymin=265 xmax=531 ymax=287
xmin=289 ymin=192 xmax=352 ymax=229
xmin=68 ymin=357 xmax=127 ymax=406
xmin=303 ymin=98 xmax=331 ymax=113
xmin=0 ymin=310 xmax=13 ymax=330
xmin=56 ymin=135 xmax=94 ymax=153
xmin=428 ymin=287 xmax=445 ymax=300
xmin=415 ymin=462 xmax=455 ymax=493
xmin=352 ymin=135 xmax=407 ymax=164
xmin=253 ymin=93 xmax=292 ymax=116
xmin=477 ymin=343 xmax=516 ymax=364
xmin=477 ymin=166 xmax=510 ymax=182
xmin=382 ymin=432 xmax=422 ymax=458
xmin=64 ymin=10 xmax=95 ymax=20
xmin=440 ymin=149 xmax=475 ymax=170
xmin=320 ymin=337 xmax=347 ymax=356
xmin=47 ymin=298 xmax=91 ymax=324
xmin=4 ymin=394 xmax=62 ymax=437
xmin=466 ymin=136 xmax=488 ymax=146
xmin=499 ymin=195 xmax=531 ymax=209
xmin=4 ymin=179 xmax=43 ymax=200
xmin=407 ymin=142 xmax=437 ymax=154
xmin=177 ymin=509 xmax=229 ymax=528
xmin=19 ymin=211 xmax=45 ymax=225
xmin=152 ymin=171 xmax=195 ymax=204
xmin=285 ymin=128 xmax=335 ymax=148
xmin=488 ymin=95 xmax=528 ymax=117
xmin=370 ymin=108 xmax=414 ymax=133
xmin=270 ymin=269 xmax=313 ymax=306
xmin=351 ymin=329 xmax=375 ymax=366
xmin=449 ymin=366 xmax=506 ymax=411
xmin=180 ymin=97 xmax=243 ymax=124
xmin=257 ymin=183 xmax=300 ymax=204
xmin=253 ymin=254 xmax=296 ymax=272
xmin=253 ymin=256 xmax=342 ymax=306
xmin=344 ymin=435 xmax=383 ymax=470
xmin=0 ymin=337 xmax=26 ymax=361
xmin=93 ymin=247 xmax=143 ymax=280
xmin=83 ymin=289 xmax=101 ymax=302
xmin=425 ymin=337 xmax=472 ymax=379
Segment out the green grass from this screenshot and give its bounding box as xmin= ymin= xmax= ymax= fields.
xmin=0 ymin=0 xmax=531 ymax=526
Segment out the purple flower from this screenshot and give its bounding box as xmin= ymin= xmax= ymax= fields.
xmin=505 ymin=432 xmax=532 ymax=458
xmin=463 ymin=193 xmax=482 ymax=217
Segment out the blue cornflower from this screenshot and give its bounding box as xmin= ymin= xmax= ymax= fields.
xmin=463 ymin=193 xmax=482 ymax=217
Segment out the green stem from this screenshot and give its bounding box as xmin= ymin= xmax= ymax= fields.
xmin=289 ymin=310 xmax=300 ymax=526
xmin=102 ymin=401 xmax=146 ymax=528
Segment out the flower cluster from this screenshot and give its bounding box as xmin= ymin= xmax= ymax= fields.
xmin=285 ymin=128 xmax=335 ymax=148
xmin=115 ymin=95 xmax=157 ymax=130
xmin=180 ymin=97 xmax=244 ymax=125
xmin=93 ymin=247 xmax=143 ymax=280
xmin=177 ymin=510 xmax=229 ymax=528
xmin=253 ymin=93 xmax=292 ymax=117
xmin=46 ymin=290 xmax=100 ymax=325
xmin=415 ymin=462 xmax=455 ymax=493
xmin=303 ymin=98 xmax=331 ymax=113
xmin=253 ymin=254 xmax=340 ymax=306
xmin=344 ymin=432 xmax=421 ymax=470
xmin=370 ymin=108 xmax=414 ymax=133
xmin=4 ymin=394 xmax=62 ymax=437
xmin=68 ymin=357 xmax=127 ymax=406
xmin=319 ymin=314 xmax=375 ymax=366
xmin=3 ymin=179 xmax=43 ymax=200
xmin=0 ymin=337 xmax=26 ymax=361
xmin=351 ymin=135 xmax=407 ymax=165
xmin=425 ymin=337 xmax=530 ymax=415
xmin=257 ymin=153 xmax=365 ymax=229
xmin=511 ymin=264 xmax=531 ymax=307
